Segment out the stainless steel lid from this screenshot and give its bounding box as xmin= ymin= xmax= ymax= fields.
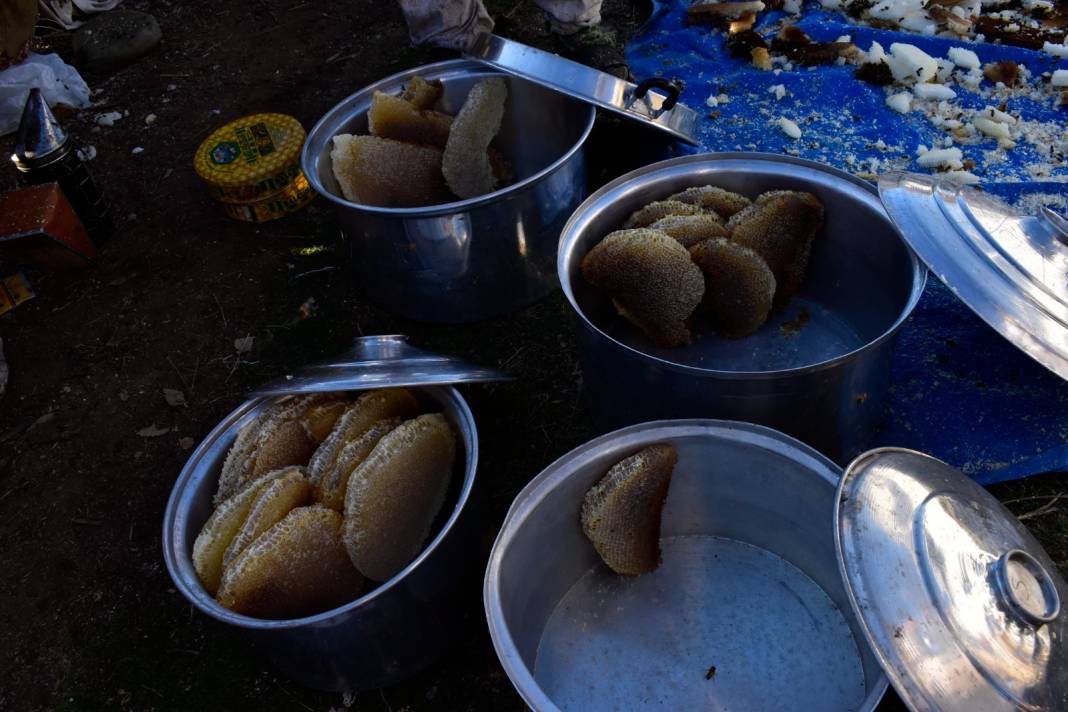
xmin=251 ymin=334 xmax=509 ymax=397
xmin=879 ymin=172 xmax=1068 ymax=382
xmin=836 ymin=447 xmax=1068 ymax=712
xmin=464 ymin=33 xmax=699 ymax=145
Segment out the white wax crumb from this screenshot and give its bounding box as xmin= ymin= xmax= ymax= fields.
xmin=706 ymin=93 xmax=730 ymax=108
xmin=836 ymin=35 xmax=852 ymax=43
xmin=913 ymin=84 xmax=957 ymax=100
xmin=145 ymin=113 xmax=157 ymax=125
xmin=943 ymin=170 xmax=981 ymax=185
xmin=982 ymin=106 xmax=1016 ymax=124
xmin=947 ymin=47 xmax=980 ymax=70
xmin=76 ymin=145 xmax=97 ymax=162
xmin=166 ymin=83 xmax=177 ymax=91
xmin=866 ymin=41 xmax=886 ymax=64
xmin=917 ymin=146 xmax=964 ymax=170
xmin=131 ymin=147 xmax=145 ymax=155
xmin=778 ymin=117 xmax=802 ymax=139
xmin=95 ymin=111 xmax=123 ymax=127
xmin=784 ymin=0 xmax=801 ymax=13
xmin=973 ymin=116 xmax=1012 ymax=140
xmin=887 ymin=43 xmax=938 ymax=84
xmin=769 ymin=84 xmax=787 ymax=100
xmin=1043 ymin=42 xmax=1068 ymax=58
xmin=886 ymin=92 xmax=912 ymax=113
xmin=1051 ymin=70 xmax=1068 ymax=87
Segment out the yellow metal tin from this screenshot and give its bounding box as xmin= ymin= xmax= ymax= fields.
xmin=220 ymin=170 xmax=315 ymax=223
xmin=194 ymin=113 xmax=305 ymax=203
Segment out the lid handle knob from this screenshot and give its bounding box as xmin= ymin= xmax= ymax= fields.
xmin=352 ymin=334 xmax=412 ymax=361
xmin=632 ymin=77 xmax=681 ymax=112
xmin=994 ymin=550 xmax=1061 ymax=626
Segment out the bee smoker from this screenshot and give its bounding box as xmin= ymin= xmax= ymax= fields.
xmin=10 ymin=88 xmax=114 ymax=243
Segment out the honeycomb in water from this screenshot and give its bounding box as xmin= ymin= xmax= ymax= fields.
xmin=668 ymin=185 xmax=752 ymax=219
xmin=315 ymin=418 xmax=402 ymax=511
xmin=343 ymin=413 xmax=457 ymax=582
xmin=690 ymin=238 xmax=777 ymax=337
xmin=330 ymin=134 xmax=449 ymax=207
xmin=581 ymin=228 xmax=705 ymax=348
xmin=649 ymin=214 xmax=729 ymax=248
xmin=622 ymin=200 xmax=703 ymax=229
xmin=368 ymin=91 xmax=453 ymax=148
xmin=214 ymin=395 xmax=338 ymax=504
xmin=193 ymin=468 xmax=290 ymax=594
xmin=222 ymin=467 xmax=312 ymax=569
xmin=442 ymin=77 xmax=508 ymax=199
xmin=727 ymin=190 xmax=824 ymax=304
xmin=217 ymin=506 xmax=364 ymax=619
xmin=400 ymin=75 xmax=443 ymax=110
xmin=306 ymin=388 xmax=420 ymax=490
xmin=580 ymin=444 xmax=677 ymax=575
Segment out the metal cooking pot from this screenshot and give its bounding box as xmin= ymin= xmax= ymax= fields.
xmin=558 ymin=153 xmax=927 ymax=463
xmin=162 ymin=336 xmax=503 ymax=693
xmin=302 ymin=59 xmax=596 ymax=324
xmin=485 ymin=420 xmax=1068 ymax=711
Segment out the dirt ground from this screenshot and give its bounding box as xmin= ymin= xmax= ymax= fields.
xmin=0 ymin=1 xmax=1065 ymax=710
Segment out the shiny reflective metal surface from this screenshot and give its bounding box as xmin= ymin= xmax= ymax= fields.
xmin=558 ymin=153 xmax=926 ymax=462
xmin=880 ymin=172 xmax=1068 ymax=382
xmin=252 ymin=334 xmax=509 ymax=397
xmin=13 ymin=87 xmax=68 ymax=168
xmin=837 ymin=448 xmax=1068 ymax=712
xmin=485 ymin=420 xmax=888 ymax=712
xmin=162 ymin=343 xmax=481 ymax=693
xmin=465 ymin=34 xmax=699 ymax=145
xmin=302 ymin=59 xmax=595 ymax=323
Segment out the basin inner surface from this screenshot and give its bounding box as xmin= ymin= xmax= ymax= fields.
xmin=564 ymin=159 xmax=919 ymax=373
xmin=534 ymin=535 xmax=866 ymax=711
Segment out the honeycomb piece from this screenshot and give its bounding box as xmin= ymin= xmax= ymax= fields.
xmin=368 ymin=91 xmax=454 ymax=148
xmin=222 ymin=467 xmax=312 ymax=569
xmin=217 ymin=506 xmax=364 ymax=619
xmin=316 ymin=418 xmax=402 ymax=511
xmin=400 ymin=75 xmax=443 ymax=110
xmin=303 ymin=397 xmax=350 ymax=443
xmin=330 ymin=134 xmax=449 ymax=207
xmin=649 ymin=214 xmax=729 ymax=248
xmin=215 ymin=395 xmax=338 ymax=504
xmin=581 ymin=228 xmax=705 ymax=348
xmin=442 ymin=77 xmax=509 ymax=199
xmin=690 ymin=238 xmax=777 ymax=337
xmin=581 ymin=444 xmax=677 ymax=576
xmin=667 ymin=185 xmax=751 ymax=219
xmin=193 ymin=468 xmax=290 ymax=595
xmin=306 ymin=388 xmax=420 ymax=489
xmin=622 ymin=200 xmax=703 ymax=229
xmin=343 ymin=413 xmax=457 ymax=582
xmin=727 ymin=190 xmax=824 ymax=304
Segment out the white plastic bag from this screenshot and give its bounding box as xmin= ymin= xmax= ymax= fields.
xmin=0 ymin=52 xmax=90 ymax=136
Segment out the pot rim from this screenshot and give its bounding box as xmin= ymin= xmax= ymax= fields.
xmin=300 ymin=58 xmax=597 ymax=218
xmin=557 ymin=152 xmax=928 ymax=381
xmin=483 ymin=418 xmax=890 ymax=711
xmin=161 ymin=385 xmax=478 ymax=630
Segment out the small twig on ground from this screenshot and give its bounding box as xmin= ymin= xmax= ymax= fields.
xmin=286 ymin=1 xmax=310 ymax=10
xmin=1017 ymin=494 xmax=1064 ymax=521
xmin=379 ymin=689 xmax=393 ymax=712
xmin=167 ymin=355 xmax=193 ymax=394
xmin=71 ymin=518 xmax=102 ymax=526
xmin=159 ymin=73 xmax=192 ymax=78
xmin=213 ymin=294 xmax=228 ymax=328
xmin=1003 ymin=493 xmax=1067 ymax=505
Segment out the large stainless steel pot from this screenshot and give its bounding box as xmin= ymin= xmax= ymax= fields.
xmin=302 ymin=59 xmax=596 ymax=323
xmin=485 ymin=420 xmax=889 ymax=711
xmin=162 ymin=338 xmax=485 ymax=693
xmin=558 ymin=153 xmax=926 ymax=463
